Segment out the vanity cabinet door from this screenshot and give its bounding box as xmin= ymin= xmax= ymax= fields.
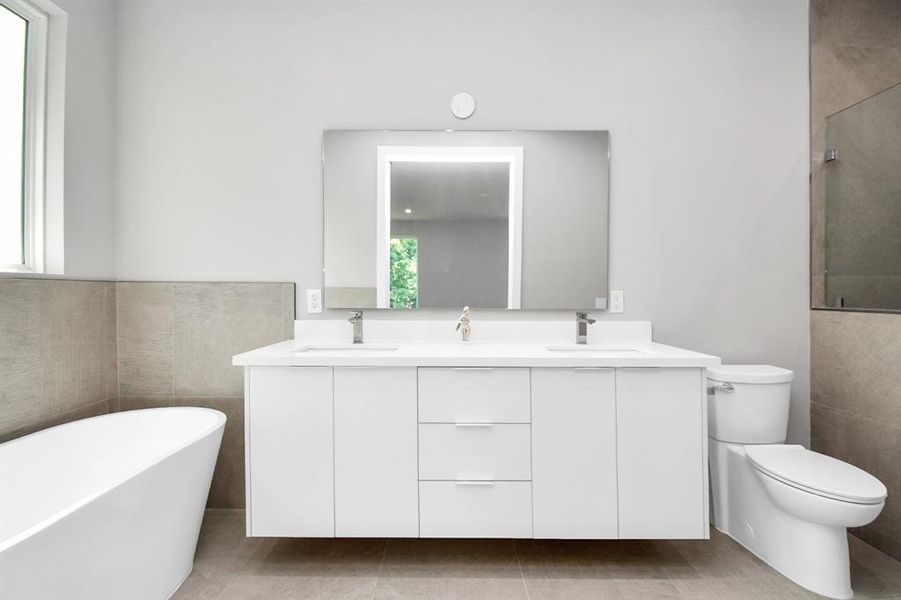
xmin=532 ymin=368 xmax=618 ymax=539
xmin=616 ymin=368 xmax=706 ymax=539
xmin=334 ymin=367 xmax=419 ymax=537
xmin=247 ymin=367 xmax=334 ymax=537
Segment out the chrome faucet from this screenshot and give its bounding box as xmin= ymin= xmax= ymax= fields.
xmin=348 ymin=311 xmax=363 ymax=344
xmin=576 ymin=311 xmax=596 ymax=344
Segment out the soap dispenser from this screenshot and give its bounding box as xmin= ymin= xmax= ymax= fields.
xmin=455 ymin=306 xmax=471 ymax=343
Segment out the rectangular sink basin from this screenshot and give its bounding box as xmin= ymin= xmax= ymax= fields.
xmin=544 ymin=345 xmax=643 ymax=353
xmin=294 ymin=343 xmax=399 ymax=353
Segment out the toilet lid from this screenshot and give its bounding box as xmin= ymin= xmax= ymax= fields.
xmin=707 ymin=364 xmax=794 ymax=384
xmin=746 ymin=445 xmax=887 ymax=504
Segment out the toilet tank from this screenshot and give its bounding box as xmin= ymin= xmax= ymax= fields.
xmin=707 ymin=365 xmax=794 ymax=444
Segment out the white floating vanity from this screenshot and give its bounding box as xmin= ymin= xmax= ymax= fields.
xmin=233 ymin=320 xmax=720 ymax=540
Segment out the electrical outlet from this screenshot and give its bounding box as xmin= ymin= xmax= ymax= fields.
xmin=306 ymin=289 xmax=322 ymax=314
xmin=610 ymin=290 xmax=624 ymax=313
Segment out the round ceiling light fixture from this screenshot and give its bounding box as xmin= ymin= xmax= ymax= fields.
xmin=450 ymin=92 xmax=476 ymax=120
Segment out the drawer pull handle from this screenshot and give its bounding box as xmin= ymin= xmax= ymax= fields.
xmin=455 ymin=480 xmax=495 ymax=486
xmin=453 ymin=367 xmax=494 ymax=371
xmin=454 ymin=422 xmax=494 ymax=428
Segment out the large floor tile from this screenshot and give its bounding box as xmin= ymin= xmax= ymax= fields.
xmin=522 ymin=578 xmax=624 ymax=600
xmin=244 ymin=538 xmax=386 ymax=578
xmin=375 ymin=576 xmax=528 ymax=600
xmin=171 ymin=571 xmax=229 ymax=600
xmin=191 ymin=510 xmax=269 ymax=580
xmin=380 ymin=539 xmax=519 ymax=578
xmin=171 ymin=510 xmax=901 ymax=600
xmin=218 ymin=575 xmax=378 ymax=600
xmin=515 ymin=539 xmax=669 ymax=580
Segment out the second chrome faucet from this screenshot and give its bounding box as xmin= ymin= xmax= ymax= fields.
xmin=348 ymin=311 xmax=363 ymax=344
xmin=576 ymin=311 xmax=596 ymax=344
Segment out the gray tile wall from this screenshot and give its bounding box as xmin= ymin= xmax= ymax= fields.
xmin=116 ymin=282 xmax=294 ymax=508
xmin=809 ymin=0 xmax=901 ymax=562
xmin=0 ymin=279 xmax=293 ymax=511
xmin=0 ymin=279 xmax=118 ymax=442
xmin=811 ymin=311 xmax=901 ymax=559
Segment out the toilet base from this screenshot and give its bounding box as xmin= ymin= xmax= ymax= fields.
xmin=710 ymin=441 xmax=853 ymax=599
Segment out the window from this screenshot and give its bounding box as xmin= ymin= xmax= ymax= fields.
xmin=390 ymin=237 xmax=418 ymax=309
xmin=1 ymin=0 xmax=49 ymax=272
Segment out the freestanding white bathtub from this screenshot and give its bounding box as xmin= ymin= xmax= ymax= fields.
xmin=0 ymin=407 xmax=225 ymax=600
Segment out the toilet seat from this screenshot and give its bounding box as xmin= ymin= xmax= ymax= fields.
xmin=746 ymin=445 xmax=887 ymax=505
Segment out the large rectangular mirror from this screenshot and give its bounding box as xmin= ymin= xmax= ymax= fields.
xmin=323 ymin=130 xmax=609 ymax=310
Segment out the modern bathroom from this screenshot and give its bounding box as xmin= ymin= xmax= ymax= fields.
xmin=0 ymin=1 xmax=899 ymax=599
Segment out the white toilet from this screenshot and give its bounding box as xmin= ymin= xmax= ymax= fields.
xmin=707 ymin=365 xmax=887 ymax=599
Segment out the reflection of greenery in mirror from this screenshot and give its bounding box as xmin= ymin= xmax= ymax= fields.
xmin=390 ymin=237 xmax=418 ymax=309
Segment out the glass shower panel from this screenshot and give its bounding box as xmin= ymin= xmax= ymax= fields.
xmin=824 ymin=82 xmax=901 ymax=311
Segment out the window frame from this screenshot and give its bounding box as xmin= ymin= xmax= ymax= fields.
xmin=2 ymin=0 xmax=65 ymax=276
xmin=1 ymin=0 xmax=48 ymax=273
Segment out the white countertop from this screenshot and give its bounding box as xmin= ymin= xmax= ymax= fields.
xmin=233 ymin=319 xmax=720 ymax=368
xmin=233 ymin=340 xmax=720 ymax=368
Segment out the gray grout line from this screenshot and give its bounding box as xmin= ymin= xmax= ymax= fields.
xmin=170 ymin=282 xmax=176 ymax=398
xmin=372 ymin=539 xmax=389 ymax=600
xmin=513 ymin=539 xmax=532 ymax=600
xmin=114 ymin=282 xmax=122 ymax=402
xmin=811 ymin=400 xmax=901 ymax=432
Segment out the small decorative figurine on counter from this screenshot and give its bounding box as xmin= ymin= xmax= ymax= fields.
xmin=455 ymin=306 xmax=471 ymax=343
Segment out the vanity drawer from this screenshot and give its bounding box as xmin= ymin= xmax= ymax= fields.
xmin=418 ymin=367 xmax=530 ymax=423
xmin=419 ymin=481 xmax=532 ymax=538
xmin=418 ymin=423 xmax=531 ymax=481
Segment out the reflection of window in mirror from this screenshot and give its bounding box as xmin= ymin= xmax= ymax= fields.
xmin=390 ymin=236 xmax=418 ymax=309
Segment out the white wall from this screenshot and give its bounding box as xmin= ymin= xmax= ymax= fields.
xmin=57 ymin=0 xmax=116 ymax=278
xmin=113 ymin=0 xmax=810 ymax=443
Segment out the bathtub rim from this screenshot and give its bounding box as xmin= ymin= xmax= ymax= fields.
xmin=0 ymin=406 xmax=226 ymax=553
